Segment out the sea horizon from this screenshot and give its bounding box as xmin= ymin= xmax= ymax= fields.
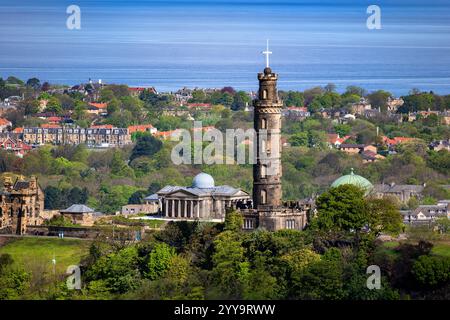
xmin=1 ymin=0 xmax=450 ymax=95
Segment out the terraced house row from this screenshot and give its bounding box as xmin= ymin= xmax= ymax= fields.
xmin=22 ymin=126 xmax=132 ymax=147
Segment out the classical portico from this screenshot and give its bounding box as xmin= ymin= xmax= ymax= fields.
xmin=156 ymin=173 xmax=251 ymax=221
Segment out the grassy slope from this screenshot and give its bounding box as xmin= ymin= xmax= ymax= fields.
xmin=380 ymin=240 xmax=450 ymax=258
xmin=0 ymin=237 xmax=91 ymax=275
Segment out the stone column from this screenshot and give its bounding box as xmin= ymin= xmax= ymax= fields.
xmin=171 ymin=199 xmax=175 ymax=217
xmin=164 ymin=199 xmax=168 ymax=217
xmin=196 ymin=200 xmax=200 ymax=218
xmin=184 ymin=201 xmax=187 ymax=218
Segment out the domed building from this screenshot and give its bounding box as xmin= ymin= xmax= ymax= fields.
xmin=154 ymin=172 xmax=251 ymax=221
xmin=331 ymin=168 xmax=374 ymax=196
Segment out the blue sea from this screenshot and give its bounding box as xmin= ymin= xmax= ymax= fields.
xmin=1 ymin=0 xmax=450 ymax=95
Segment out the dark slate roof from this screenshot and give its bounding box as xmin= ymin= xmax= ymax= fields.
xmin=412 ymin=204 xmax=449 ymax=217
xmin=157 ymin=185 xmax=249 ymax=197
xmin=143 ymin=193 xmax=159 ymax=201
xmin=61 ymin=204 xmax=95 ymax=213
xmin=13 ymin=181 xmax=30 ymax=190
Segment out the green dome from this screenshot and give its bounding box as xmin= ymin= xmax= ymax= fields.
xmin=331 ymin=168 xmax=373 ymax=195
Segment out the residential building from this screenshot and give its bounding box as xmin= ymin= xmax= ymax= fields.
xmin=22 ymin=126 xmax=131 ymax=147
xmin=373 ymin=183 xmax=425 ymax=203
xmin=0 ymin=118 xmax=12 ymax=132
xmin=87 ymin=102 xmax=108 ymax=116
xmin=429 ymin=140 xmax=450 ymax=152
xmin=128 ymin=124 xmax=157 ymax=135
xmin=0 ymin=136 xmax=32 ymax=157
xmin=402 ymin=203 xmax=449 ymax=224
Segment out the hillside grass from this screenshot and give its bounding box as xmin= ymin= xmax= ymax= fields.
xmin=0 ymin=237 xmax=91 ymax=275
xmin=380 ymin=240 xmax=450 ymax=258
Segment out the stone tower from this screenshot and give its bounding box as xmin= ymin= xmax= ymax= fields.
xmin=253 ymin=66 xmax=283 ymax=209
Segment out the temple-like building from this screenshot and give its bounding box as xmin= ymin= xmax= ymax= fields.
xmin=0 ymin=176 xmax=44 ymax=235
xmin=157 ymin=173 xmax=251 ymax=220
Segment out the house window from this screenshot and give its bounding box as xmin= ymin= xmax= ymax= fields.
xmin=286 ymin=219 xmax=296 ymax=230
xmin=261 ymin=190 xmax=267 ymax=205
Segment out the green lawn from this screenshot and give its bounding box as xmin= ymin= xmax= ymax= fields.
xmin=380 ymin=240 xmax=450 ymax=258
xmin=0 ymin=237 xmax=91 ymax=275
xmin=431 ymin=242 xmax=450 ymax=257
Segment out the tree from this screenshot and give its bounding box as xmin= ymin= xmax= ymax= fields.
xmin=324 ymin=83 xmax=337 ymax=93
xmin=44 ymin=186 xmax=62 ymax=209
xmin=45 ymin=96 xmax=62 ymax=114
xmin=289 ymin=132 xmax=308 ymax=147
xmin=146 ymin=243 xmax=176 ymax=280
xmin=128 ymin=190 xmax=147 ymax=204
xmin=41 ymin=82 xmax=51 ymax=92
xmin=231 ymin=91 xmax=250 ymax=111
xmin=26 ymin=78 xmax=41 ymax=90
xmin=6 ymin=76 xmax=24 ymax=85
xmin=224 ymin=210 xmax=244 ymax=232
xmin=84 ymin=246 xmax=140 ymax=294
xmin=367 ymin=90 xmax=391 ymax=111
xmin=130 ymin=135 xmax=163 ymax=161
xmin=284 ymin=91 xmax=305 ymax=107
xmin=412 ymin=255 xmax=450 ymax=287
xmin=334 ymin=124 xmax=351 ymax=137
xmin=313 ymin=184 xmax=366 ymax=232
xmin=211 ymin=231 xmax=249 ymax=298
xmin=344 ymin=86 xmax=366 ymax=97
xmin=365 ymin=197 xmax=403 ymax=236
xmin=291 ymin=248 xmax=345 ymax=300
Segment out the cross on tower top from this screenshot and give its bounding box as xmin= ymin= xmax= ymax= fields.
xmin=262 ymin=39 xmax=272 ymax=68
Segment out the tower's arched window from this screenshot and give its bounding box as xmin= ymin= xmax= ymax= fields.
xmin=261 ymin=190 xmax=267 ymax=204
xmin=262 ymin=89 xmax=268 ymax=100
xmin=261 ymin=118 xmax=267 ymax=129
xmin=261 ymin=164 xmax=267 ymax=178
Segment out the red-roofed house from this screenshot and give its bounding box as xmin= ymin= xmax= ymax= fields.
xmin=0 ymin=137 xmax=32 ymax=158
xmin=87 ymin=102 xmax=108 ymax=116
xmin=128 ymin=124 xmax=157 ymax=135
xmin=12 ymin=127 xmax=23 ymax=134
xmin=41 ymin=123 xmax=62 ymax=129
xmin=381 ymin=136 xmax=414 ymax=146
xmin=154 ymin=130 xmax=180 ymax=140
xmin=47 ymin=116 xmax=62 ymax=124
xmin=0 ymin=118 xmax=12 ymax=132
xmin=129 ymin=87 xmax=157 ymax=97
xmin=327 ymin=134 xmax=351 ymax=148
